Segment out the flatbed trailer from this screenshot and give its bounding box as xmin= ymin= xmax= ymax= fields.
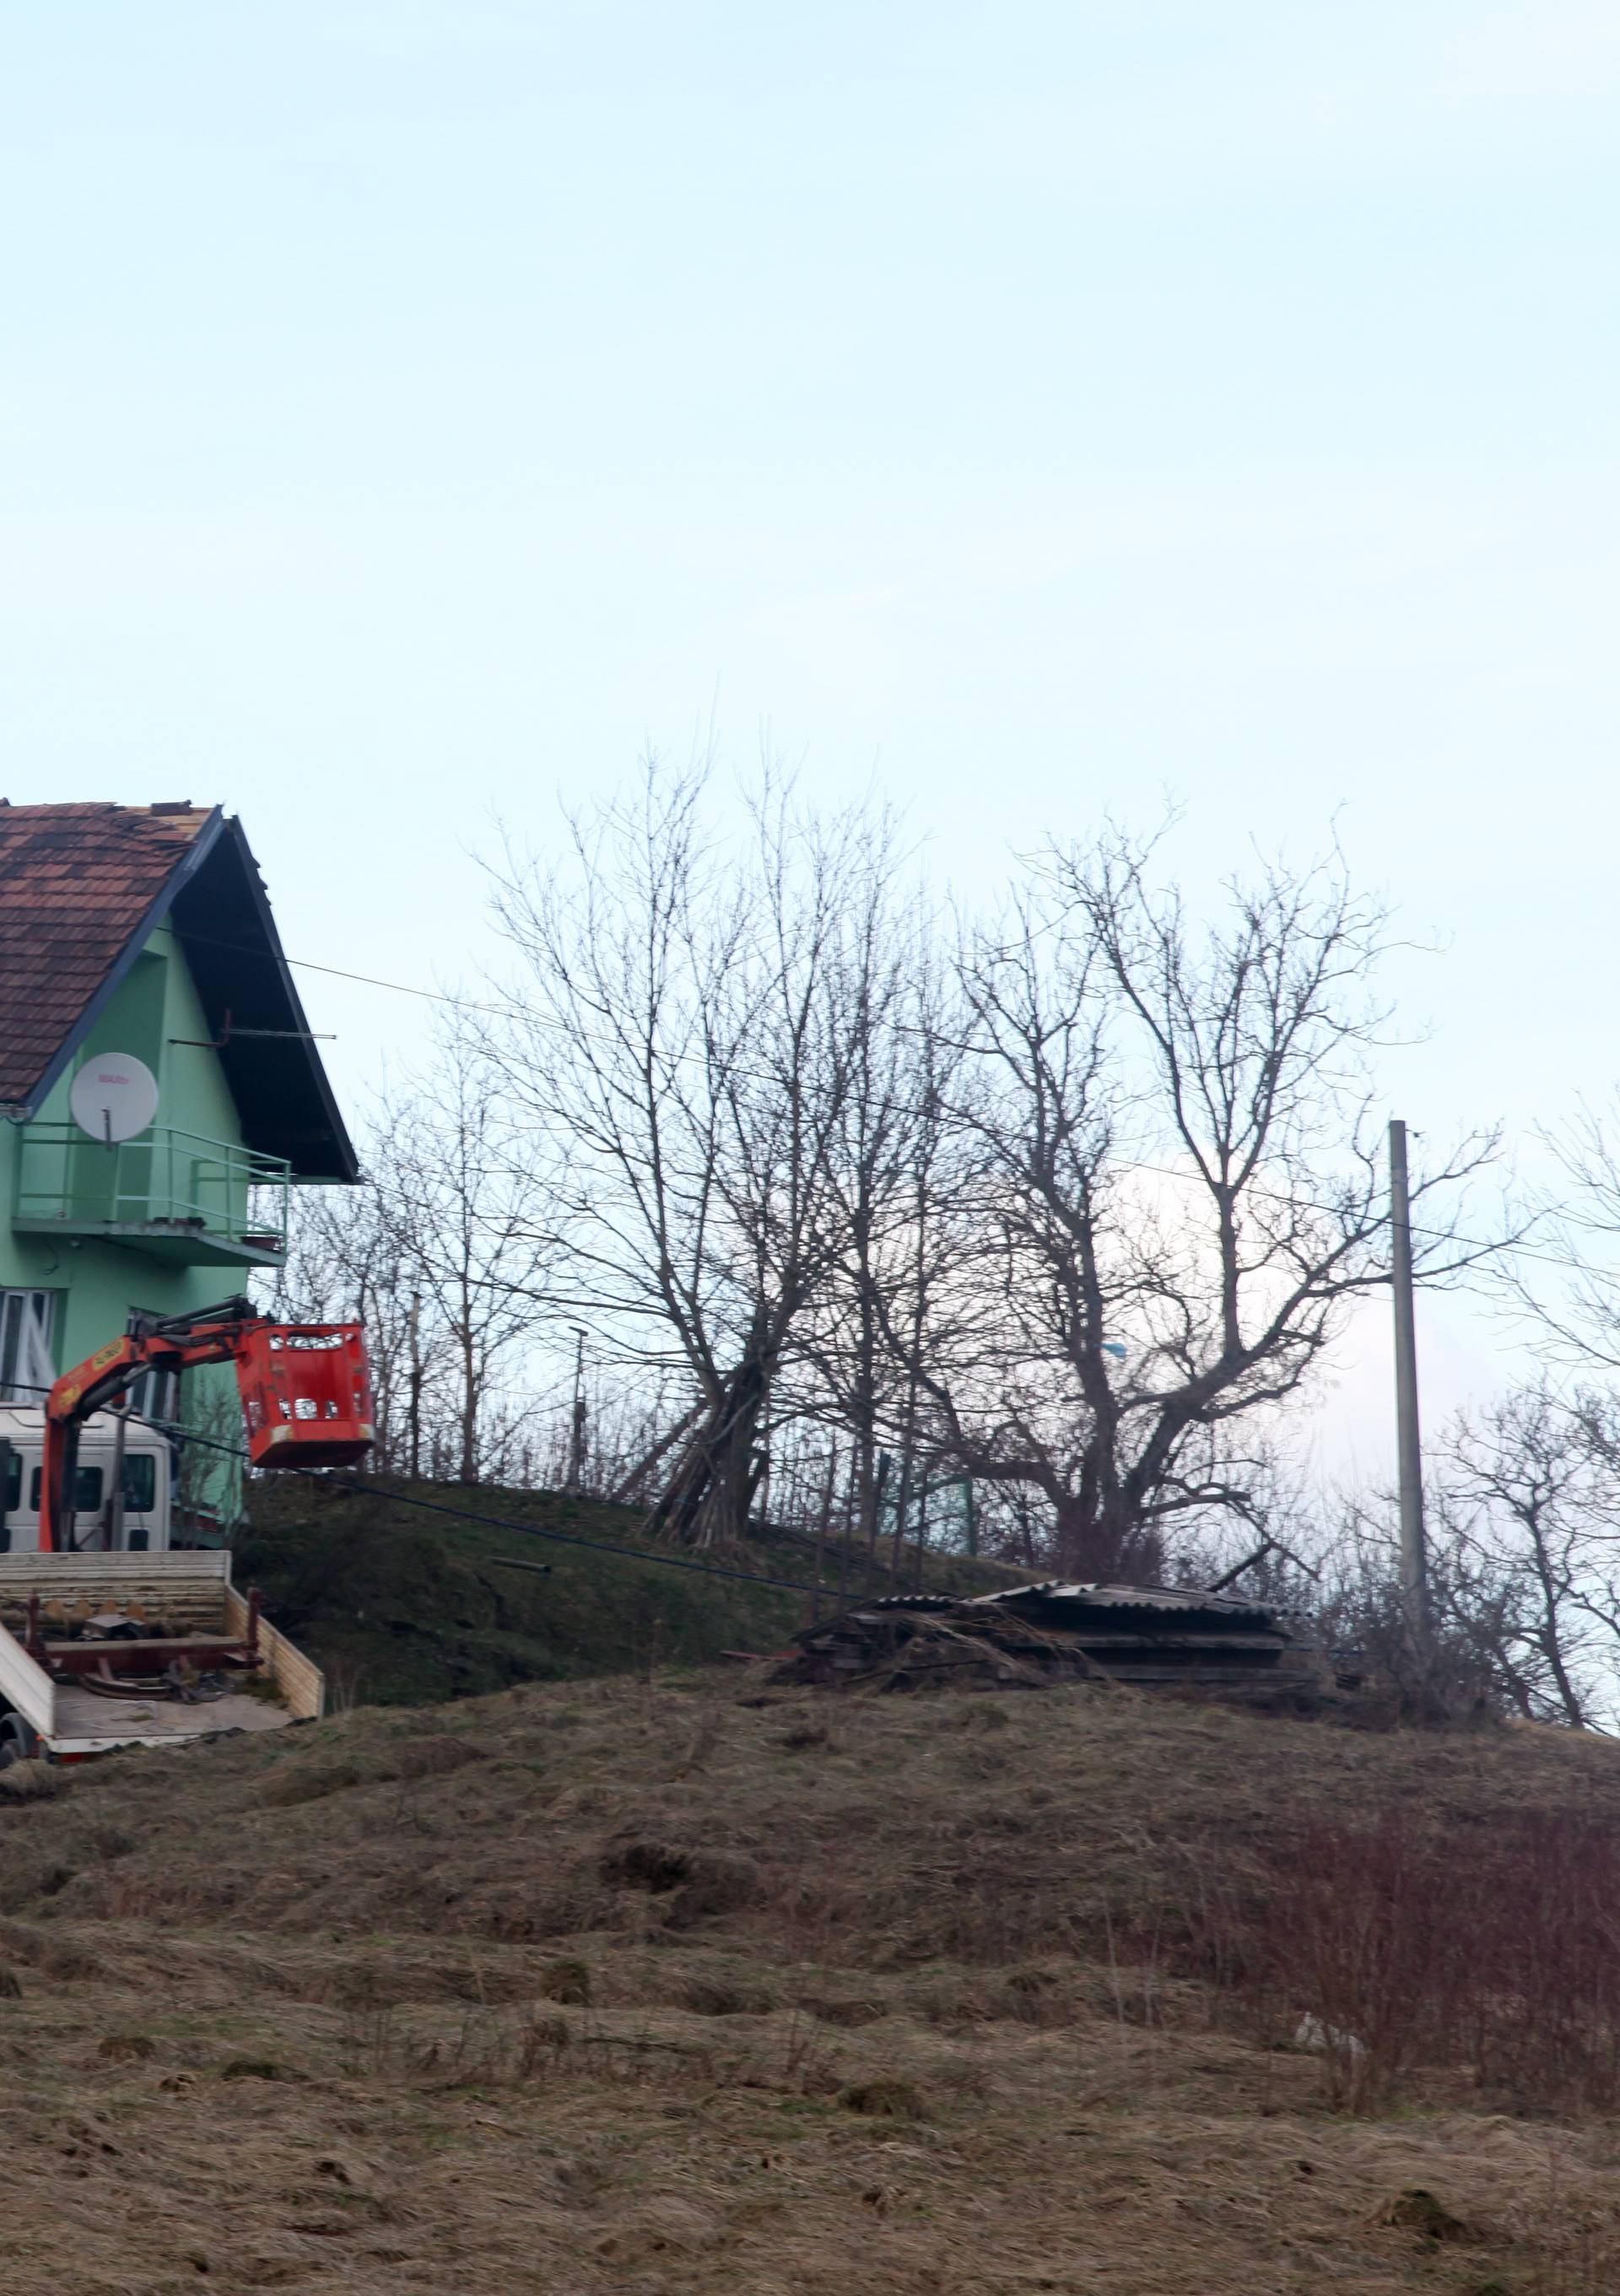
xmin=0 ymin=1553 xmax=322 ymax=1762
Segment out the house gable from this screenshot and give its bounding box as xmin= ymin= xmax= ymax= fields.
xmin=0 ymin=802 xmax=216 ymax=1115
xmin=0 ymin=802 xmax=357 ymax=1182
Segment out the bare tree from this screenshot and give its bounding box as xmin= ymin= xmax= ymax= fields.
xmin=1504 ymin=1094 xmax=1620 ymax=1373
xmin=779 ymin=869 xmax=963 ymax=1577
xmin=377 ymin=1017 xmax=557 ymax=1482
xmin=267 ymin=1172 xmax=422 ymax=1472
xmin=272 ymin=1013 xmax=556 ymax=1483
xmin=277 ymin=773 xmax=1519 ymax=1590
xmin=899 ymin=827 xmax=1503 ymax=1577
xmin=487 ymin=759 xmax=913 ymax=1543
xmin=1405 ymin=1095 xmax=1620 ymax=1727
xmin=1415 ymin=1383 xmax=1620 ymax=1729
xmin=1436 ymin=1388 xmax=1602 ymax=1726
xmin=1245 ymin=1491 xmax=1509 ymax=1720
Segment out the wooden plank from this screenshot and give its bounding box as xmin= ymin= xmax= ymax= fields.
xmin=988 ymin=1636 xmax=1288 ymax=1656
xmin=226 ymin=1586 xmax=324 ymax=1723
xmin=0 ymin=1554 xmax=232 ymax=1638
xmin=0 ymin=1554 xmax=231 ymax=1589
xmin=40 ymin=1635 xmax=253 ymax=1673
xmin=0 ymin=1620 xmax=56 ymax=1739
xmin=1095 ymin=1661 xmax=1317 ymax=1684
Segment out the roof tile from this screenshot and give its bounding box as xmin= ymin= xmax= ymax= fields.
xmin=0 ymin=803 xmax=213 ymax=1105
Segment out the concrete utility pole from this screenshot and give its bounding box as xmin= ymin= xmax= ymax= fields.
xmin=1389 ymin=1119 xmax=1431 ymax=1664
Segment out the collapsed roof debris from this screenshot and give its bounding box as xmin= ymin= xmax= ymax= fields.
xmin=774 ymin=1580 xmax=1364 ymax=1707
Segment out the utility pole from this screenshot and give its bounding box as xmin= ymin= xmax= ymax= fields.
xmin=407 ymin=1292 xmax=424 ymax=1483
xmin=568 ymin=1328 xmax=587 ymax=1493
xmin=1389 ymin=1119 xmax=1431 ymax=1667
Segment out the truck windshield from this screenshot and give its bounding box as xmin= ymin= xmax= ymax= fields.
xmin=19 ymin=1459 xmax=156 ymax=1515
xmin=28 ymin=1466 xmax=105 ymax=1515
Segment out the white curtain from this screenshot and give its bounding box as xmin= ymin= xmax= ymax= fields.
xmin=16 ymin=1301 xmax=56 ymax=1397
xmin=0 ymin=1294 xmax=57 ymax=1402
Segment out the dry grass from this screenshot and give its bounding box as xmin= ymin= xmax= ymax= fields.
xmin=3 ymin=1677 xmax=1620 ymax=2291
xmin=1179 ymin=1805 xmax=1620 ymax=2115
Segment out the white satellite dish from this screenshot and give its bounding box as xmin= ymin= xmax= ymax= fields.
xmin=69 ymin=1053 xmax=159 ymax=1144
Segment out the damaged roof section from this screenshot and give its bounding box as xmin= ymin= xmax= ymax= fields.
xmin=775 ymin=1580 xmax=1359 ymax=1708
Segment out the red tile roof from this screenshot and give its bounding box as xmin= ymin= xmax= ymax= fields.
xmin=0 ymin=802 xmax=216 ymax=1108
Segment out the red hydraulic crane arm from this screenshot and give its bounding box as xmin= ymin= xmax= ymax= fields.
xmin=40 ymin=1296 xmax=374 ymax=1553
xmin=40 ymin=1297 xmax=267 ymax=1553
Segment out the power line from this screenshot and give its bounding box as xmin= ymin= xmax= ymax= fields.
xmin=175 ymin=927 xmax=1593 ymax=1290
xmin=3 ymin=1386 xmax=839 ymax=1604
xmin=240 ymin=947 xmax=513 ymax=1024
xmin=256 ymin=1455 xmax=836 ymax=1599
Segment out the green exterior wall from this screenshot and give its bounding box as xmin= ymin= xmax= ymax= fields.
xmin=0 ymin=921 xmax=275 ymax=1529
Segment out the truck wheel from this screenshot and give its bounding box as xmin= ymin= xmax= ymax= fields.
xmin=0 ymin=1714 xmax=39 ymax=1769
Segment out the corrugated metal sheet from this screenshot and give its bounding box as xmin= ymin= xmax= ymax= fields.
xmin=967 ymin=1581 xmax=1277 ymax=1623
xmin=853 ymin=1581 xmax=1277 ymax=1623
xmin=776 ymin=1571 xmax=1336 ymax=1700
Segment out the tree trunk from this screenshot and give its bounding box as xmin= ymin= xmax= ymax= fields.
xmin=645 ymin=1308 xmax=776 ymax=1547
xmin=1051 ymin=1494 xmax=1164 ymax=1585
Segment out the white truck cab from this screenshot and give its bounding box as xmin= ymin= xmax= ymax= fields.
xmin=0 ymin=1405 xmax=173 ymax=1556
xmin=0 ymin=1410 xmax=322 ymax=1760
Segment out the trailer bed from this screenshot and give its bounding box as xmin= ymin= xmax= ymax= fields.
xmin=0 ymin=1553 xmax=322 ymax=1758
xmin=50 ymin=1683 xmax=294 ymax=1753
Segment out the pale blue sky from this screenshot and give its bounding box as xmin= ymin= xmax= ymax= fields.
xmin=4 ymin=2 xmax=1618 ymax=1445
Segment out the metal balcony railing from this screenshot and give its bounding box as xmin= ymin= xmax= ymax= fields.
xmin=12 ymin=1124 xmax=290 ymax=1266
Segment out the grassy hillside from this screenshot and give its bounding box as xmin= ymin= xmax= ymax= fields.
xmin=234 ymin=1478 xmax=1009 ymax=1706
xmin=3 ymin=1673 xmax=1620 ymax=2292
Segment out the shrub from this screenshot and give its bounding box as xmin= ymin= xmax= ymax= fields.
xmin=1184 ymin=1808 xmax=1620 ymax=2114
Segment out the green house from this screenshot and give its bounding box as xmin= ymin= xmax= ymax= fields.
xmin=0 ymin=801 xmax=359 ymax=1531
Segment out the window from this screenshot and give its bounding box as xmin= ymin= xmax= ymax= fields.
xmin=121 ymin=1455 xmax=156 ymax=1513
xmin=28 ymin=1465 xmax=104 ymax=1515
xmin=0 ymin=1292 xmax=59 ymax=1402
xmin=0 ymin=1445 xmax=19 ymax=1546
xmin=14 ymin=1458 xmax=152 ymax=1521
xmin=126 ymin=1346 xmax=179 ymax=1430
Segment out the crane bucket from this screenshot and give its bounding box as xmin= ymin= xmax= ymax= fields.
xmin=235 ymin=1324 xmax=375 ymax=1470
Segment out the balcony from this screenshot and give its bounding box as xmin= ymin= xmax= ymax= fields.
xmin=12 ymin=1124 xmax=289 ymax=1267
